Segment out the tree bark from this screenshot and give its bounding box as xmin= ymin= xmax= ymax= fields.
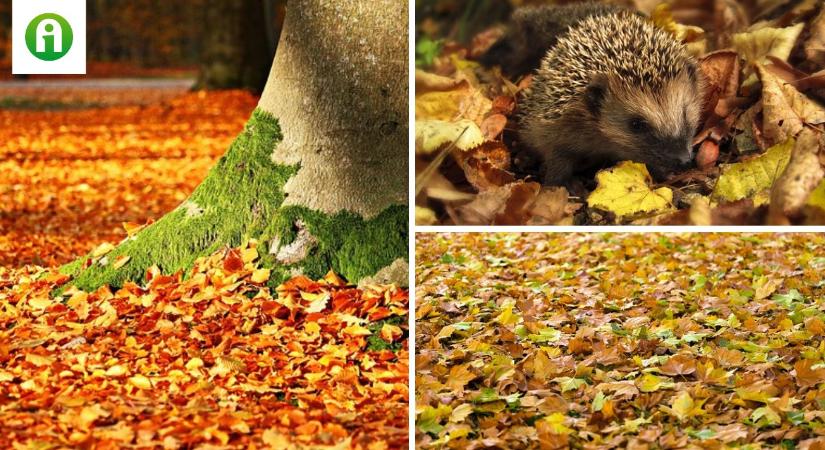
xmin=64 ymin=0 xmax=409 ymax=291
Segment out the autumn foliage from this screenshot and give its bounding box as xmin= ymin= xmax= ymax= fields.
xmin=0 ymin=89 xmax=257 ymax=268
xmin=416 ymin=233 xmax=825 ymax=448
xmin=0 ymin=241 xmax=409 ymax=449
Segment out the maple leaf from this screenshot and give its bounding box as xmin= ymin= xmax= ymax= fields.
xmin=446 ymin=364 xmax=477 ymax=392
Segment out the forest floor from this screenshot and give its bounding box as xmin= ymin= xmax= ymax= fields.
xmin=416 ymin=233 xmax=825 ymax=449
xmin=0 ymin=84 xmax=257 ymax=267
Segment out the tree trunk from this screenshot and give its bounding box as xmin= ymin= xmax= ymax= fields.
xmin=64 ymin=0 xmax=408 ymax=290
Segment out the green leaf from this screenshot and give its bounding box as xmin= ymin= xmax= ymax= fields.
xmin=473 ymin=387 xmax=499 ymax=403
xmin=527 ymin=327 xmax=561 ymax=343
xmin=787 ymin=410 xmax=805 ymax=426
xmin=751 ymin=406 xmax=782 ymax=428
xmin=772 ymin=289 xmax=805 ymax=308
xmin=691 ymin=274 xmax=707 ymax=291
xmin=687 ymin=429 xmax=716 ymax=440
xmin=415 ymin=37 xmax=443 ymax=68
xmin=555 ymin=377 xmax=587 ymax=393
xmin=417 ymin=405 xmax=450 ymax=435
xmin=591 ymin=391 xmax=607 ymax=412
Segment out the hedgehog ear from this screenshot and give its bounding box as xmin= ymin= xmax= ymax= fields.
xmin=584 ymin=74 xmax=608 ymax=117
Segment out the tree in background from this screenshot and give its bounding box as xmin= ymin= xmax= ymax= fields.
xmin=197 ymin=0 xmax=284 ymax=93
xmin=1 ymin=0 xmax=285 ymax=92
xmin=64 ymin=0 xmax=408 ymax=289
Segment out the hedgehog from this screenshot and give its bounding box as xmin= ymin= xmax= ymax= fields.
xmin=483 ymin=4 xmax=704 ymax=186
xmin=479 ymin=2 xmax=624 ymax=79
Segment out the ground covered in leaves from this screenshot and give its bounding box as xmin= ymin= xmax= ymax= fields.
xmin=0 ymin=241 xmax=409 ymax=449
xmin=416 ymin=233 xmax=825 ymax=448
xmin=415 ymin=0 xmax=825 ymax=225
xmin=0 ymin=88 xmax=258 ymax=267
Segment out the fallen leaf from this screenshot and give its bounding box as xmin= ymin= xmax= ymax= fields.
xmin=711 ymin=138 xmax=794 ymax=203
xmin=587 ymin=161 xmax=674 ymax=221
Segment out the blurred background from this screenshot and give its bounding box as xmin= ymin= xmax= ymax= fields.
xmin=0 ymin=1 xmax=287 ymax=270
xmin=0 ymin=0 xmax=286 ymax=91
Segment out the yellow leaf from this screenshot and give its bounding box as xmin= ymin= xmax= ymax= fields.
xmin=76 ymin=404 xmax=109 ymax=431
xmin=380 ymin=323 xmax=403 ymax=342
xmin=651 ymin=4 xmax=706 ymax=53
xmin=733 ymin=24 xmax=805 ymax=65
xmin=711 ymin=138 xmax=793 ymax=203
xmin=415 ymin=119 xmax=484 ymax=155
xmin=105 ymin=365 xmax=129 ymax=377
xmin=128 ymin=374 xmax=152 ymax=390
xmin=496 ymin=304 xmax=520 ymax=326
xmin=25 ymin=354 xmax=53 ymax=367
xmin=342 ymin=324 xmax=372 ymax=337
xmin=668 ymin=391 xmax=703 ymax=421
xmin=251 ymin=268 xmax=270 ymax=284
xmin=753 ymin=276 xmax=779 ymax=300
xmin=302 ymin=291 xmax=330 ymax=313
xmin=807 ymin=179 xmax=825 ymax=210
xmin=636 ymin=373 xmax=675 ymax=393
xmin=415 ymin=206 xmax=437 ymax=225
xmin=241 ymin=246 xmax=259 ymax=263
xmin=415 ymin=78 xmax=491 ymax=123
xmin=185 ymin=357 xmax=204 ymax=371
xmin=446 ymin=364 xmax=477 ymax=392
xmin=113 ymin=255 xmax=131 ymax=269
xmin=91 ymin=242 xmax=115 ymax=258
xmin=28 ymin=296 xmax=53 ymax=310
xmin=450 ymin=403 xmax=474 ymax=423
xmin=540 ymin=412 xmax=573 ymax=435
xmin=587 ymin=161 xmax=673 ymax=220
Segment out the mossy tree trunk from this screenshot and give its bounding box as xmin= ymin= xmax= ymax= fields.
xmin=64 ymin=0 xmax=408 ymax=290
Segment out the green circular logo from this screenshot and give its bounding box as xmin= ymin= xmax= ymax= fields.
xmin=25 ymin=13 xmax=73 ymax=61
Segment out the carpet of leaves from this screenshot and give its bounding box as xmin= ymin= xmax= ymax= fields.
xmin=415 ymin=0 xmax=825 ymax=225
xmin=416 ymin=233 xmax=825 ymax=449
xmin=0 ymin=241 xmax=409 ymax=449
xmin=0 ymin=88 xmax=258 ymax=268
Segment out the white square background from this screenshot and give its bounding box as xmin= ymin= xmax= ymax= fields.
xmin=12 ymin=0 xmax=86 ymax=74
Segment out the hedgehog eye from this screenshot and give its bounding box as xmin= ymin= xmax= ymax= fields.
xmin=628 ymin=117 xmax=649 ymax=134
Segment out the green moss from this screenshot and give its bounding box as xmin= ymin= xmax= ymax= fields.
xmin=264 ymin=204 xmax=407 ymax=284
xmin=64 ymin=109 xmax=297 ymax=291
xmin=62 ymin=108 xmax=408 ymax=291
xmin=366 ymin=315 xmax=407 ymax=352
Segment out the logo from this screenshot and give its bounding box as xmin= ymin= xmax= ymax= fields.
xmin=12 ymin=0 xmax=86 ymax=74
xmin=25 ymin=13 xmax=73 ymax=61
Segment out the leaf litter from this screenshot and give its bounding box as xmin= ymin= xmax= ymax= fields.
xmin=0 ymin=240 xmax=409 ymax=449
xmin=415 ymin=0 xmax=825 ymax=225
xmin=416 ymin=233 xmax=825 ymax=448
xmin=0 ymin=89 xmax=258 ymax=268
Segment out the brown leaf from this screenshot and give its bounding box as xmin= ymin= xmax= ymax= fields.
xmin=659 ymin=354 xmax=697 ymax=376
xmin=480 ymin=113 xmax=508 ymax=140
xmin=794 ymin=359 xmax=825 ymax=387
xmin=769 ymin=128 xmax=825 ymax=223
xmin=758 ymin=64 xmax=825 ymax=146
